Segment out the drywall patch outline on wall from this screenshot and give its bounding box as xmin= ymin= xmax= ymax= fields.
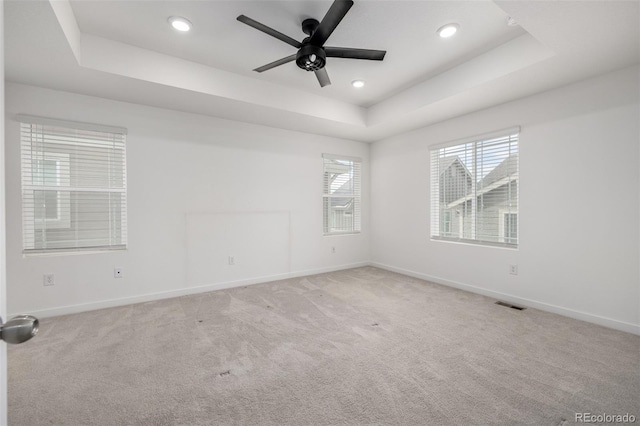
xmin=185 ymin=211 xmax=292 ymax=288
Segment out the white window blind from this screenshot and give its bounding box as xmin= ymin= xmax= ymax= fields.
xmin=19 ymin=115 xmax=128 ymax=253
xmin=430 ymin=129 xmax=519 ymax=248
xmin=323 ymin=154 xmax=361 ymax=235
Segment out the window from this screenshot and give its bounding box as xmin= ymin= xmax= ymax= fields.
xmin=32 ymin=153 xmax=71 ymax=229
xmin=502 ymin=212 xmax=518 ymax=245
xmin=430 ymin=129 xmax=519 ymax=247
xmin=443 ymin=211 xmax=452 ymax=235
xmin=19 ymin=115 xmax=127 ymax=253
xmin=323 ymin=154 xmax=361 ymax=235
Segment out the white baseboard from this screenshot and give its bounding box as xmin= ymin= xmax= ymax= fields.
xmin=17 ymin=260 xmax=640 ymax=336
xmin=370 ymin=262 xmax=640 ymax=336
xmin=14 ymin=261 xmax=370 ymax=319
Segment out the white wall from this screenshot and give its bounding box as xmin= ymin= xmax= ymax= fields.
xmin=5 ymin=83 xmax=370 ymax=317
xmin=5 ymin=66 xmax=639 ymax=335
xmin=371 ymin=65 xmax=640 ymax=334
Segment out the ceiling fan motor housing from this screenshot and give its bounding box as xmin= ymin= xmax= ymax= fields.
xmin=296 ymin=44 xmax=326 ymax=71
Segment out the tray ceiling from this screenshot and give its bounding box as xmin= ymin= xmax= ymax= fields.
xmin=5 ymin=1 xmax=639 ymax=142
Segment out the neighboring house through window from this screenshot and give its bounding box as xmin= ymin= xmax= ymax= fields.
xmin=430 ymin=129 xmax=519 ymax=247
xmin=32 ymin=153 xmax=71 ymax=229
xmin=322 ymin=154 xmax=361 ymax=235
xmin=502 ymin=211 xmax=518 ymax=245
xmin=442 ymin=211 xmax=452 ymax=236
xmin=19 ymin=115 xmax=128 ymax=253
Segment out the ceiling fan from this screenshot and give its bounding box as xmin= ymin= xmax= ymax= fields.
xmin=237 ymin=0 xmax=386 ymax=88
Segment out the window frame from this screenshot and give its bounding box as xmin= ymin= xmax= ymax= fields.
xmin=19 ymin=115 xmax=128 ymax=254
xmin=322 ymin=154 xmax=362 ymax=236
xmin=430 ymin=128 xmax=519 ymax=249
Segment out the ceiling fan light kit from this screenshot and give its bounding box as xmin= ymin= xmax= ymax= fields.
xmin=296 ymin=44 xmax=326 ymax=71
xmin=237 ymin=0 xmax=386 ymax=88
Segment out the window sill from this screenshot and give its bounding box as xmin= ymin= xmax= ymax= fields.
xmin=23 ymin=247 xmax=127 ymax=258
xmin=430 ymin=237 xmax=518 ymax=250
xmin=323 ymin=231 xmax=361 ymax=237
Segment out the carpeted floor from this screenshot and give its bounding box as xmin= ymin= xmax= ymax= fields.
xmin=8 ymin=267 xmax=640 ymax=425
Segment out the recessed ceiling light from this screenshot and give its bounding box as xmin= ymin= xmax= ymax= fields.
xmin=168 ymin=16 xmax=192 ymax=32
xmin=437 ymin=23 xmax=459 ymax=38
xmin=351 ymin=80 xmax=365 ymax=88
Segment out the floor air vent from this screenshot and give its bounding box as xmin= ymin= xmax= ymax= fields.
xmin=495 ymin=301 xmax=526 ymax=311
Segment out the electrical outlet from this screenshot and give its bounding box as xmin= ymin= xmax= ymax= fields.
xmin=43 ymin=274 xmax=55 ymax=286
xmin=509 ymin=264 xmax=518 ymax=275
xmin=331 ymin=246 xmax=336 ymax=254
xmin=228 ymin=256 xmax=235 ymax=266
xmin=114 ymin=268 xmax=123 ymax=278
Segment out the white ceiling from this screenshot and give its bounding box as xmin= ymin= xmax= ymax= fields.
xmin=4 ymin=1 xmax=640 ymax=142
xmin=69 ymin=1 xmax=526 ymax=106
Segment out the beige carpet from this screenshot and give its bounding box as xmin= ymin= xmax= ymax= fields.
xmin=8 ymin=267 xmax=640 ymax=425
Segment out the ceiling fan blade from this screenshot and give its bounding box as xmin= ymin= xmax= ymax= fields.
xmin=253 ymin=54 xmax=297 ymax=73
xmin=324 ymin=47 xmax=386 ymax=61
xmin=237 ymin=15 xmax=302 ymax=49
xmin=309 ymin=0 xmax=354 ymax=46
xmin=315 ymin=68 xmax=331 ymax=87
